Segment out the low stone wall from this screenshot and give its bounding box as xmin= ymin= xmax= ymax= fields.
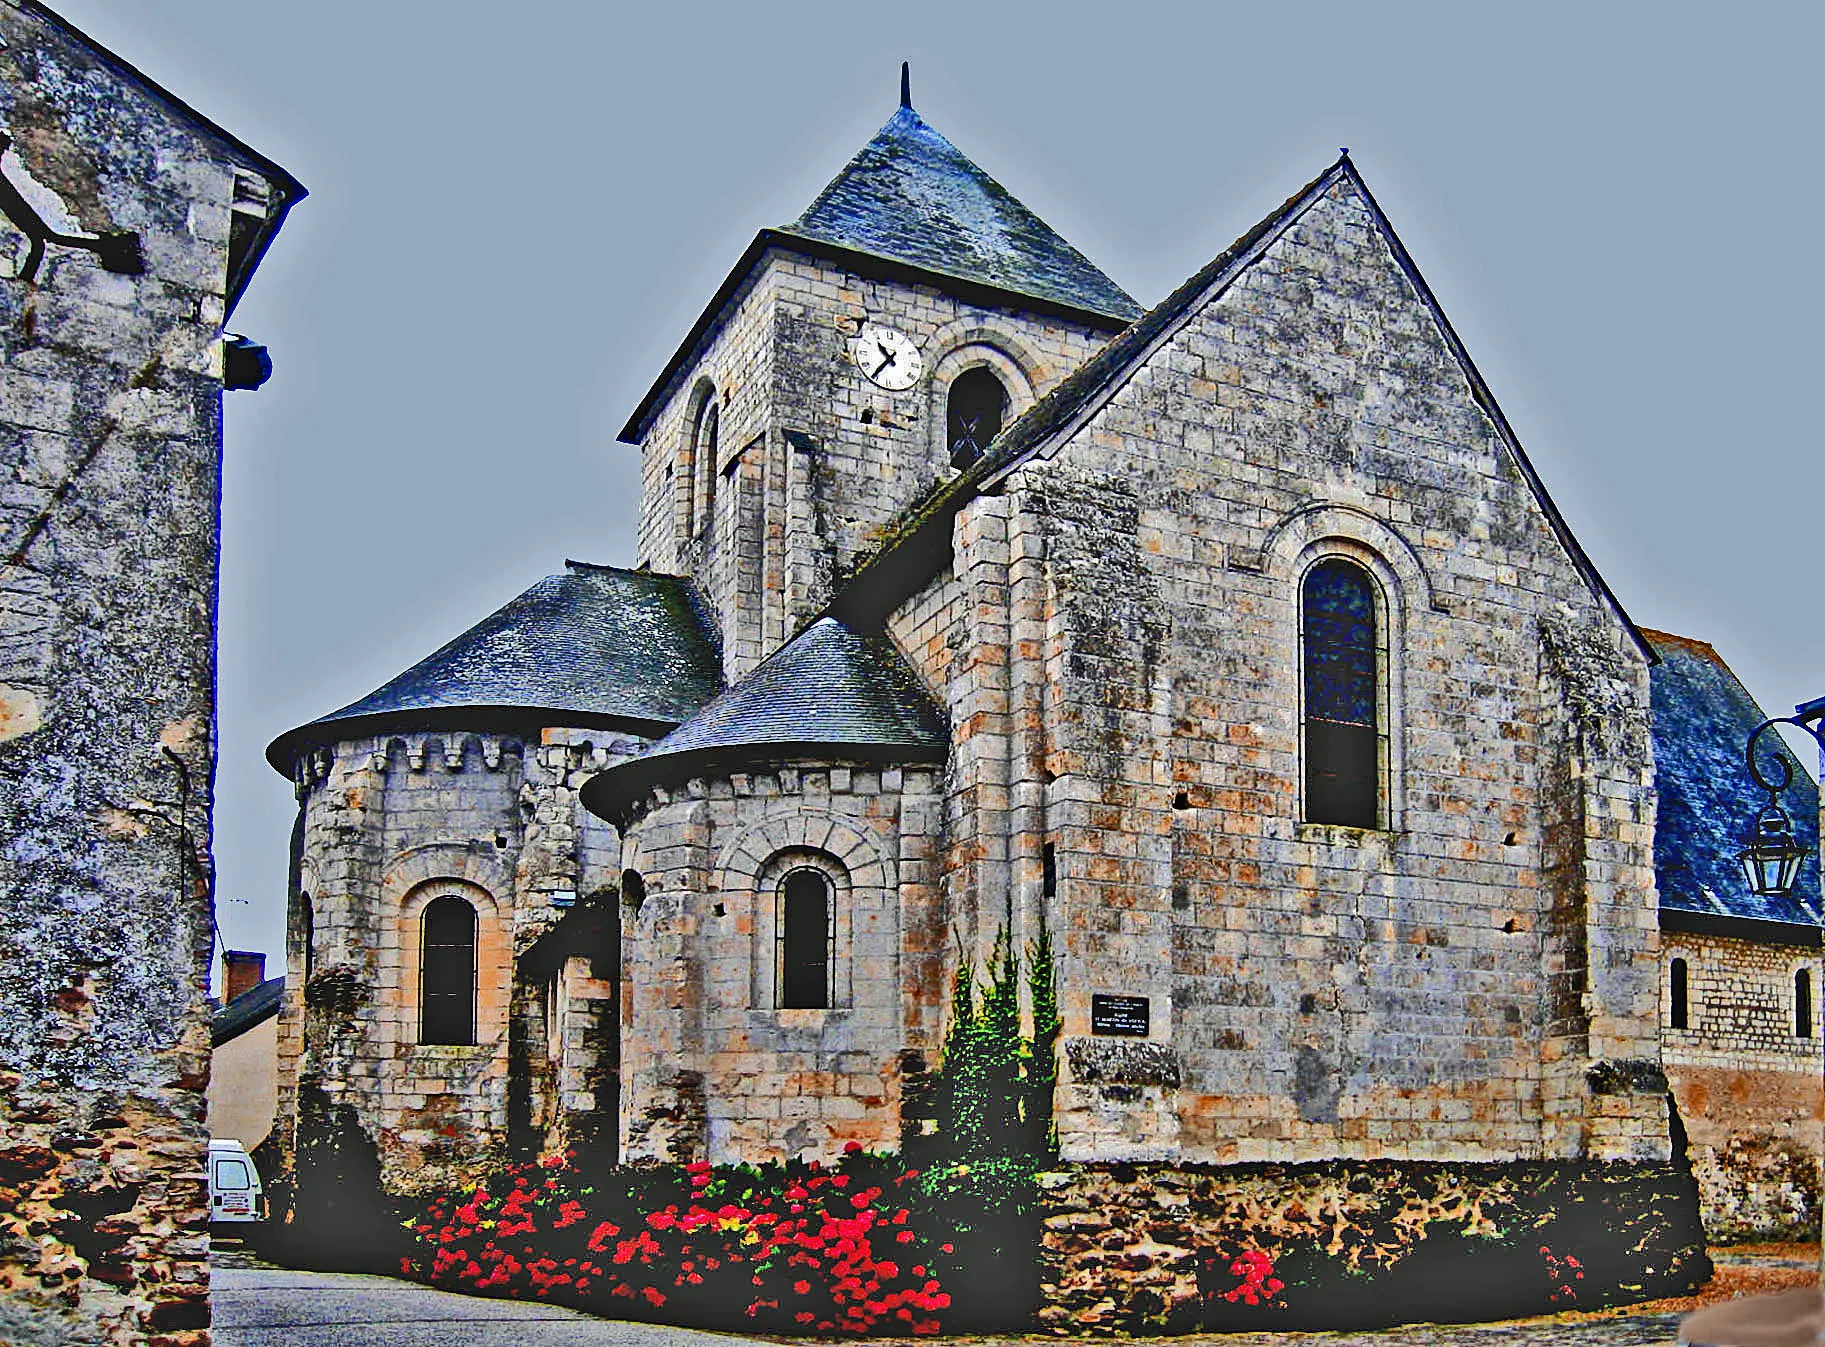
xmin=1036 ymin=1160 xmax=1709 ymax=1334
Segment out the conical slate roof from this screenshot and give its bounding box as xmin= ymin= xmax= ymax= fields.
xmin=580 ymin=617 xmax=946 ymax=815
xmin=782 ymin=102 xmax=1140 ymax=324
xmin=1646 ymin=629 xmax=1821 ymax=932
xmin=267 ymin=562 xmax=722 ymax=772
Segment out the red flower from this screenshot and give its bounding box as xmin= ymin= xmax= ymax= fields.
xmin=896 ymin=1229 xmax=915 ymax=1244
xmin=844 ymin=1140 xmax=864 ymax=1154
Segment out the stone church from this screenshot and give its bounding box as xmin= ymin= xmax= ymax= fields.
xmin=269 ymin=76 xmax=1820 ymax=1230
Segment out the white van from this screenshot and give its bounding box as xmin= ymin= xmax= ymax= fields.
xmin=208 ymin=1139 xmax=265 ymax=1224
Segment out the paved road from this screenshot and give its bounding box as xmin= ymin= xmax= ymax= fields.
xmin=211 ymin=1249 xmax=1695 ymax=1346
xmin=211 ymin=1254 xmax=760 ymax=1347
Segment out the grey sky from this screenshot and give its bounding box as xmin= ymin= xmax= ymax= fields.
xmin=42 ymin=1 xmax=1823 ymax=982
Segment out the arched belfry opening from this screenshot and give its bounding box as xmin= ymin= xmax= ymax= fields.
xmin=947 ymin=366 xmax=1007 ymax=468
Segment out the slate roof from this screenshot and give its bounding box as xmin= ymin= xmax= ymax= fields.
xmin=835 ymin=154 xmax=1650 ymax=665
xmin=782 ymin=104 xmax=1140 ymax=325
xmin=268 ymin=562 xmax=722 ymax=772
xmin=211 ymin=976 xmax=284 ymax=1047
xmin=1646 ymin=629 xmax=1822 ymax=938
xmin=580 ymin=617 xmax=946 ymax=816
xmin=620 ymin=91 xmax=1138 ymax=444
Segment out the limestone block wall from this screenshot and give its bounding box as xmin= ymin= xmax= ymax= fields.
xmin=278 ymin=728 xmax=641 ymax=1199
xmin=0 ymin=8 xmax=288 ymax=1341
xmin=635 ymin=249 xmax=1114 ymax=680
xmin=884 ymin=174 xmax=1665 ymax=1167
xmin=1663 ymin=930 xmax=1824 ymax=1240
xmin=616 ymin=762 xmax=944 ymax=1164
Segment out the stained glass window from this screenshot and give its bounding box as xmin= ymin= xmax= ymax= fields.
xmin=421 ymin=895 xmax=478 ymax=1045
xmin=1303 ymin=558 xmax=1380 ymax=828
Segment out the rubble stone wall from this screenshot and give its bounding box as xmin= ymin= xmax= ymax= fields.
xmin=0 ymin=7 xmax=285 ymax=1341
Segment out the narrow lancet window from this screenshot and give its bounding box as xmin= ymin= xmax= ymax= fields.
xmin=778 ymin=868 xmax=833 ymax=1009
xmin=1798 ymin=969 xmax=1813 ymax=1038
xmin=1670 ymin=957 xmax=1688 ymax=1030
xmin=695 ymin=398 xmax=720 ymax=538
xmin=420 ymin=895 xmax=478 ymax=1045
xmin=1303 ymin=558 xmax=1381 ymax=828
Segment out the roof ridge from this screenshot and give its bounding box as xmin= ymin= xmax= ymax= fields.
xmin=834 ymin=156 xmax=1348 ymax=620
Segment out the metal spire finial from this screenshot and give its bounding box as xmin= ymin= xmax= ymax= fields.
xmin=900 ymin=62 xmax=912 ymax=110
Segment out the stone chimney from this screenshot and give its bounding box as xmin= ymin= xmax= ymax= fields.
xmin=222 ymin=950 xmax=266 ymax=1005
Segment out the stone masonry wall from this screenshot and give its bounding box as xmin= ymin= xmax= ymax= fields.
xmin=278 ymin=727 xmax=640 ymax=1203
xmin=1663 ymin=930 xmax=1823 ymax=1240
xmin=0 ymin=8 xmax=286 ymax=1342
xmin=635 ymin=250 xmax=1114 ymax=682
xmin=913 ymin=176 xmax=1664 ymax=1165
xmin=616 ymin=762 xmax=944 ymax=1164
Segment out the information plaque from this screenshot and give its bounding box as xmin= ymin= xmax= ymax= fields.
xmin=1091 ymin=994 xmax=1150 ymax=1037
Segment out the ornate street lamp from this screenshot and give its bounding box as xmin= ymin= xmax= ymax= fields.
xmin=1735 ymin=700 xmax=1825 ymax=898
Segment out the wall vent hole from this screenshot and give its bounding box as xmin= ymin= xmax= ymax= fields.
xmin=1172 ymin=791 xmax=1191 ymax=811
xmin=1502 ymin=918 xmax=1518 ymax=934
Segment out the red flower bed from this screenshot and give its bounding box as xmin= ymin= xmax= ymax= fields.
xmin=400 ymin=1145 xmax=950 ymax=1335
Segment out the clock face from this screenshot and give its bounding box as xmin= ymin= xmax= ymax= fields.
xmin=849 ymin=323 xmax=923 ymax=392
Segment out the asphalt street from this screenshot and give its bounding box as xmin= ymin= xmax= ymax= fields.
xmin=211 ymin=1248 xmax=1698 ymax=1347
xmin=210 ymin=1252 xmax=764 ymax=1347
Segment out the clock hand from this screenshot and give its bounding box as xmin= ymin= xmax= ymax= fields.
xmin=873 ymin=347 xmax=896 ymax=377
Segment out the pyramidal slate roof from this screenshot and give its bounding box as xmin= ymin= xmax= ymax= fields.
xmin=268 ymin=562 xmax=722 ymax=772
xmin=1646 ymin=629 xmax=1821 ymax=937
xmin=781 ymin=101 xmax=1140 ymax=325
xmin=620 ymin=85 xmax=1138 ymax=443
xmin=580 ymin=617 xmax=945 ymax=815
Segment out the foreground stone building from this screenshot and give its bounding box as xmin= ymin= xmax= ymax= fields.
xmin=0 ymin=2 xmax=300 ymax=1342
xmin=270 ymin=77 xmax=1805 ymax=1234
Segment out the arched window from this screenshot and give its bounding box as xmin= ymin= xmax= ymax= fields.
xmin=1302 ymin=557 xmax=1384 ymax=828
xmin=1798 ymin=968 xmax=1813 ymax=1038
xmin=299 ymin=892 xmax=314 ymax=985
xmin=777 ymin=867 xmax=834 ymax=1009
xmin=420 ymin=894 xmax=478 ymax=1045
xmin=947 ymin=367 xmax=1007 ymax=469
xmin=694 ymin=396 xmax=720 ymax=538
xmin=1670 ymin=957 xmax=1688 ymax=1030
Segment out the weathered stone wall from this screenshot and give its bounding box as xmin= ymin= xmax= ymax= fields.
xmin=615 ymin=762 xmax=945 ymax=1163
xmin=277 ymin=727 xmax=639 ymax=1203
xmin=1034 ymin=1160 xmax=1706 ymax=1333
xmin=891 ymin=175 xmax=1666 ymax=1166
xmin=0 ymin=8 xmax=287 ymax=1341
xmin=1663 ymin=930 xmax=1823 ymax=1240
xmin=635 ymin=250 xmax=1113 ymax=680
